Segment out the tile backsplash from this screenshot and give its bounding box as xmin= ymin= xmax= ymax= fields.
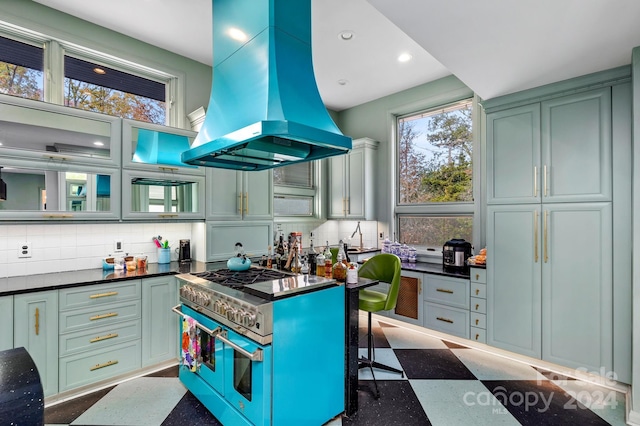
xmin=0 ymin=220 xmax=380 ymax=278
xmin=0 ymin=222 xmax=192 ymax=278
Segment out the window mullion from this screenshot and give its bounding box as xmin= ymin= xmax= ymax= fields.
xmin=43 ymin=40 xmax=64 ymax=104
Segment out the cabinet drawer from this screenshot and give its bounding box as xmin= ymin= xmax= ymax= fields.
xmin=59 ymin=281 xmax=140 ymax=311
xmin=59 ymin=320 xmax=141 ymax=357
xmin=470 ymin=327 xmax=486 ymax=343
xmin=424 ymin=302 xmax=469 ymax=339
xmin=470 ymin=283 xmax=486 ymax=299
xmin=425 ymin=276 xmax=469 ymax=309
xmin=470 ymin=268 xmax=486 ymax=284
xmin=60 ymin=300 xmax=141 ymax=333
xmin=59 ymin=340 xmax=142 ymax=392
xmin=470 ymin=312 xmax=486 ymax=329
xmin=470 ymin=297 xmax=487 ymax=314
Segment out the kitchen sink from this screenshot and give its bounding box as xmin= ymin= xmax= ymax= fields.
xmin=347 ymin=247 xmax=377 ymax=253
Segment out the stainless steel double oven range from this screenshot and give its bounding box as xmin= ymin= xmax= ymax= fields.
xmin=173 ymin=266 xmax=345 ymax=426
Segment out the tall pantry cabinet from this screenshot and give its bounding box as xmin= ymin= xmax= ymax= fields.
xmin=486 ymin=86 xmax=619 ymax=376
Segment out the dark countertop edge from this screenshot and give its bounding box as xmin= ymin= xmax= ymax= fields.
xmin=0 ymin=261 xmax=210 ymax=297
xmin=0 ymin=260 xmax=486 ymax=297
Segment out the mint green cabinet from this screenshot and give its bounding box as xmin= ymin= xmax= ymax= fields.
xmin=487 ymin=205 xmax=543 ymax=358
xmin=487 ymin=88 xmax=612 ymax=205
xmin=14 ymin=290 xmax=58 ymax=397
xmin=141 ymin=275 xmax=178 ymax=367
xmin=0 ymin=295 xmax=13 ymax=351
xmin=58 ymin=280 xmax=141 ymax=392
xmin=487 ymin=104 xmax=541 ymax=204
xmin=541 ymin=89 xmax=612 ymax=203
xmin=328 ymin=138 xmax=378 ymax=220
xmin=487 ymin=202 xmax=613 ymax=372
xmin=541 ymin=203 xmax=612 ymax=372
xmin=206 ymin=168 xmax=273 ymax=220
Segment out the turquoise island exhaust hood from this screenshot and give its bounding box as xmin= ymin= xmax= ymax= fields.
xmin=181 ymin=0 xmax=352 ymax=171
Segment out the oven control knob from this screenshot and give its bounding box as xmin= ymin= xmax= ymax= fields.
xmin=219 ymin=302 xmax=229 ymax=315
xmin=202 ymin=294 xmax=211 ymax=307
xmin=213 ymin=300 xmax=222 ymax=314
xmin=243 ymin=312 xmax=257 ymax=327
xmin=226 ymin=307 xmax=237 ymax=321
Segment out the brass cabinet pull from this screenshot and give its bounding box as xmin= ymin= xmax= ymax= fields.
xmin=90 ymin=333 xmax=119 ymax=343
xmin=90 ymin=291 xmax=118 ymax=299
xmin=544 ymin=210 xmax=549 ymax=263
xmin=534 ymin=166 xmax=538 ymax=197
xmin=475 ymin=288 xmax=480 ymax=295
xmin=44 ymin=154 xmax=69 ymax=161
xmin=346 ymin=197 xmax=350 ymax=215
xmin=158 ymin=214 xmax=178 ymax=218
xmin=436 ymin=317 xmax=453 ymax=324
xmin=237 ymin=193 xmax=242 ymax=214
xmin=42 ymin=214 xmax=73 ymax=218
xmin=543 ymin=165 xmax=548 ymax=197
xmin=475 ymin=333 xmax=480 ymax=340
xmin=475 ymin=319 xmax=479 ymax=325
xmin=244 ymin=192 xmax=248 ymax=214
xmin=90 ymin=312 xmax=118 ymax=321
xmin=436 ymin=288 xmax=453 ymax=294
xmin=342 ymin=198 xmax=346 ymax=216
xmin=534 ymin=210 xmax=539 ymax=263
xmin=418 ymin=281 xmax=422 ymax=295
xmin=475 ymin=273 xmax=479 ymax=281
xmin=90 ymin=360 xmax=118 ymax=371
xmin=35 ymin=308 xmax=40 ymax=336
xmin=475 ymin=304 xmax=480 ymax=310
xmin=158 ymin=166 xmax=179 ymax=172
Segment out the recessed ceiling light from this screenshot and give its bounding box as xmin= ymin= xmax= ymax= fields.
xmin=93 ymin=141 xmax=104 ymax=147
xmin=93 ymin=67 xmax=106 ymax=75
xmin=228 ymin=28 xmax=248 ymax=42
xmin=339 ymin=31 xmax=355 ymax=41
xmin=337 ymin=79 xmax=349 ymax=86
xmin=398 ymin=53 xmax=413 ymax=63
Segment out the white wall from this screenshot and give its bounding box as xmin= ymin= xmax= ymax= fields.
xmin=0 ymin=222 xmax=193 ymax=277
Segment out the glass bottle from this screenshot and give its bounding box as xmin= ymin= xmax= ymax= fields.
xmin=324 ymin=244 xmax=333 ymax=279
xmin=332 ymin=252 xmax=347 ymax=282
xmin=266 ymin=246 xmax=273 ymax=269
xmin=316 ymin=251 xmax=325 ymax=276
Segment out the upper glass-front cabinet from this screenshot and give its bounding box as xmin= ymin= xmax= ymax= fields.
xmin=0 ymin=158 xmax=121 ymax=221
xmin=121 ymin=169 xmax=205 ymax=220
xmin=122 ymin=119 xmax=203 ymax=175
xmin=0 ymin=94 xmax=121 ymax=167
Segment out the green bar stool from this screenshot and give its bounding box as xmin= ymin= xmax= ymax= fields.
xmin=357 ymin=253 xmax=404 ymax=398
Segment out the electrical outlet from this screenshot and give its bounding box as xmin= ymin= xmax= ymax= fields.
xmin=379 ymin=232 xmax=384 ymax=239
xmin=18 ymin=242 xmax=31 ymax=258
xmin=114 ymin=240 xmax=123 ymax=252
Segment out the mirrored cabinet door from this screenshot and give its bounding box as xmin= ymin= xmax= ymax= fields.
xmin=0 ymin=94 xmax=121 ymax=167
xmin=122 ymin=119 xmax=203 ymax=175
xmin=121 ymin=170 xmax=205 ymax=220
xmin=0 ymin=159 xmax=121 ymax=220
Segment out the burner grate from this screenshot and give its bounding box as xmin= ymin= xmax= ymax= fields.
xmin=192 ymin=268 xmax=290 ymax=288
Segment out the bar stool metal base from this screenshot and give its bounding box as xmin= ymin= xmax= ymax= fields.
xmin=357 ymin=312 xmax=403 ymax=399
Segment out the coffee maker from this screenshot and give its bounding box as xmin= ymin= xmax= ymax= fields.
xmin=178 ymin=239 xmax=191 ymax=263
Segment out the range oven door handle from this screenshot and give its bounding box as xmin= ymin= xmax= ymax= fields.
xmin=217 ymin=330 xmax=264 ymax=362
xmin=171 ymin=304 xmax=222 ymax=337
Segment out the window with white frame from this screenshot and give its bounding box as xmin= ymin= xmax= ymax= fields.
xmin=0 ymin=29 xmax=172 ymax=125
xmin=396 ymin=99 xmax=474 ymax=251
xmin=0 ymin=35 xmax=44 ymax=101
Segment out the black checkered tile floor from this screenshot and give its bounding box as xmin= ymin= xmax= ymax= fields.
xmin=44 ymin=315 xmax=626 ymax=426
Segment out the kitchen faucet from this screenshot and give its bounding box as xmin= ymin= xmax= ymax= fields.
xmin=350 ymin=221 xmax=363 ymax=251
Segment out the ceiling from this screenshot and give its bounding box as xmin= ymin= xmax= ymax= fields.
xmin=32 ymin=0 xmax=640 ymax=111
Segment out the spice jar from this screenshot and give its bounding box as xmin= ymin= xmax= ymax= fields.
xmin=136 ymin=255 xmax=147 ymax=270
xmin=346 ymin=263 xmax=358 ymax=284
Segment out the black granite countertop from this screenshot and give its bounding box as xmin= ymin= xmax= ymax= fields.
xmin=0 ymin=261 xmax=210 ymax=297
xmin=0 ymin=258 xmax=485 ymax=297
